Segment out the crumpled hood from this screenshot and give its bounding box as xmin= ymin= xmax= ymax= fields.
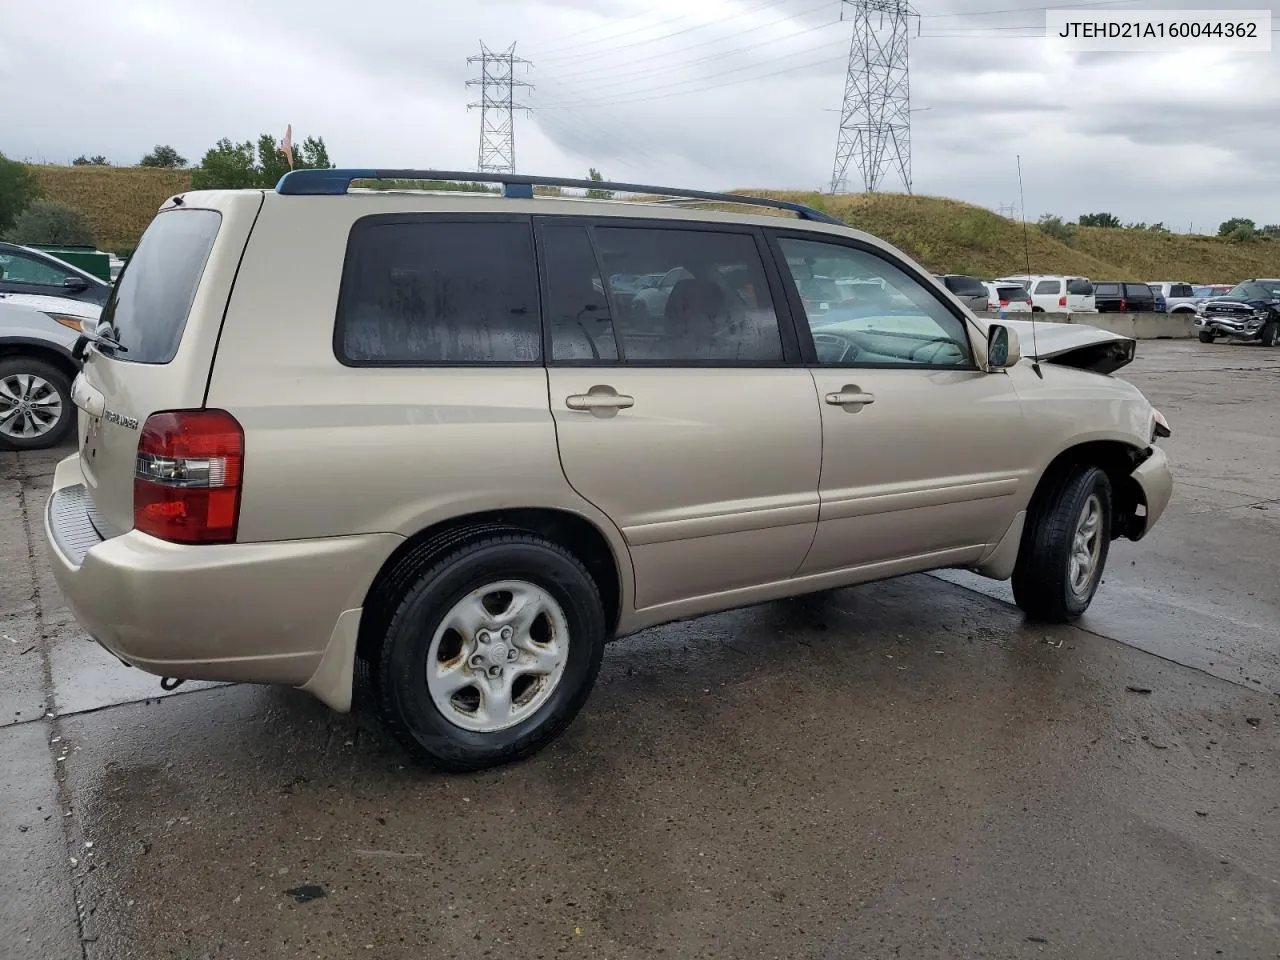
xmin=983 ymin=317 xmax=1137 ymax=374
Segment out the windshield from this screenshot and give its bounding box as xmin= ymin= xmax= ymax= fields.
xmin=1226 ymin=281 xmax=1280 ymax=301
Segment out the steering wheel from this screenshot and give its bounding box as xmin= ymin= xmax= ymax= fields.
xmin=812 ymin=332 xmax=859 ymax=364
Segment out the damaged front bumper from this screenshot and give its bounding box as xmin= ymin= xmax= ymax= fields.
xmin=1126 ymin=445 xmax=1173 ymax=541
xmin=1194 ymin=314 xmax=1266 ymax=340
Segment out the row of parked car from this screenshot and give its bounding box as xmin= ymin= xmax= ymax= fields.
xmin=935 ymin=273 xmax=1243 ymax=315
xmin=936 ymin=273 xmax=1280 ymax=347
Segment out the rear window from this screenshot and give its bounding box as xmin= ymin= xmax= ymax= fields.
xmin=996 ymin=285 xmax=1028 ymax=300
xmin=944 ymin=275 xmax=986 ymax=297
xmin=98 ymin=209 xmax=221 ymax=364
xmin=1125 ymin=283 xmax=1152 ymax=297
xmin=1066 ymin=278 xmax=1093 ymax=295
xmin=335 ymin=217 xmax=541 ymax=366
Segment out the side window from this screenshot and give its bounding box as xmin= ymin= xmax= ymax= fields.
xmin=777 ymin=237 xmax=972 ymax=368
xmin=336 ymin=219 xmax=541 ymax=365
xmin=0 ymin=251 xmax=68 ymax=286
xmin=1033 ymin=279 xmax=1059 ymax=295
xmin=1125 ymin=283 xmax=1151 ymax=297
xmin=551 ymin=225 xmax=783 ymax=364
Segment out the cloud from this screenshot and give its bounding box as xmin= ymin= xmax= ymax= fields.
xmin=3 ymin=0 xmax=1279 ymax=231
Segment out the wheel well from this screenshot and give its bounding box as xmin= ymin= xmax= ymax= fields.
xmin=0 ymin=344 xmax=78 ymax=382
xmin=355 ymin=508 xmax=624 ymax=666
xmin=1029 ymin=441 xmax=1149 ymax=541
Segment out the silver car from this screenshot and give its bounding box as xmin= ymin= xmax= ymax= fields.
xmin=0 ymin=298 xmax=84 ymax=449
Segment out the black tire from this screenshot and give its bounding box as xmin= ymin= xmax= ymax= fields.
xmin=0 ymin=357 xmax=75 ymax=452
xmin=375 ymin=533 xmax=606 ymax=772
xmin=1012 ymin=465 xmax=1112 ymax=623
xmin=1198 ymin=331 xmax=1215 ymax=344
xmin=1261 ymin=321 xmax=1280 ymax=347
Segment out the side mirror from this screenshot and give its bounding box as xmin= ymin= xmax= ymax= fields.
xmin=986 ymin=323 xmax=1022 ymax=370
xmin=63 ymin=276 xmax=89 ymax=292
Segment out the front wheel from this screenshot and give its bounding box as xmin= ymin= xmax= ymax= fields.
xmin=1261 ymin=321 xmax=1280 ymax=347
xmin=375 ymin=533 xmax=606 ymax=771
xmin=1197 ymin=331 xmax=1215 ymax=344
xmin=1012 ymin=465 xmax=1112 ymax=622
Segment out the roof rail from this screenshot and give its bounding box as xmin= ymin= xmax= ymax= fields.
xmin=274 ymin=169 xmax=845 ymax=226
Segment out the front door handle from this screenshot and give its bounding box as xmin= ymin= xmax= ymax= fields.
xmin=566 ymin=386 xmax=635 ymax=417
xmin=825 ymin=386 xmax=876 ymax=408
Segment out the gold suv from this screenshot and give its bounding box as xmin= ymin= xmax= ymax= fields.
xmin=44 ymin=171 xmax=1173 ymax=770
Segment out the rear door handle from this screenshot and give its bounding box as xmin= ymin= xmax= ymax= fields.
xmin=825 ymin=387 xmax=876 ymax=408
xmin=566 ymin=388 xmax=635 ymax=416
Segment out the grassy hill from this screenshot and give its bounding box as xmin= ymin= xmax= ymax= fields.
xmin=31 ymin=164 xmax=192 ymax=254
xmin=29 ymin=164 xmax=1280 ymax=283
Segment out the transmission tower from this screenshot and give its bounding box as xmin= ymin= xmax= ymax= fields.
xmin=466 ymin=42 xmax=533 ymax=174
xmin=830 ymin=0 xmax=917 ymax=195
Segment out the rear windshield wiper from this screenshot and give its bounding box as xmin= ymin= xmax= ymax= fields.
xmin=72 ymin=327 xmax=128 ymax=362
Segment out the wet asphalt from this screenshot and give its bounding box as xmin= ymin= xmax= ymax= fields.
xmin=2 ymin=339 xmax=1278 ymax=960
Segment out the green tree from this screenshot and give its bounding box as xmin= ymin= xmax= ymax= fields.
xmin=1218 ymin=217 xmax=1255 ymax=238
xmin=585 ymin=167 xmax=613 ymax=200
xmin=8 ymin=199 xmax=95 ymax=246
xmin=1036 ymin=213 xmax=1077 ymax=244
xmin=139 ymin=144 xmax=187 ymax=168
xmin=190 ymin=132 xmax=333 ymax=191
xmin=1259 ymin=224 xmax=1280 ymax=239
xmin=1078 ymin=211 xmax=1121 ymax=228
xmin=1228 ymin=224 xmax=1257 ymax=244
xmin=0 ymin=152 xmax=41 ymax=234
xmin=72 ymin=155 xmax=110 ymax=166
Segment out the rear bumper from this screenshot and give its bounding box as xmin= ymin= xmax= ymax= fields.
xmin=1129 ymin=445 xmax=1173 ymax=541
xmin=43 ymin=454 xmax=401 ymax=708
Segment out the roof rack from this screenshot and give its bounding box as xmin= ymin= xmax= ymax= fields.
xmin=274 ymin=169 xmax=845 ymax=226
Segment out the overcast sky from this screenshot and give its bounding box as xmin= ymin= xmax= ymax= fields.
xmin=3 ymin=0 xmax=1277 ymax=231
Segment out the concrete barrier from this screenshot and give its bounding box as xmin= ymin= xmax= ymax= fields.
xmin=975 ymin=311 xmax=1194 ymax=339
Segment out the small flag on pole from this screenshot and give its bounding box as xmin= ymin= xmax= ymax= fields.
xmin=281 ymin=124 xmax=294 ymax=169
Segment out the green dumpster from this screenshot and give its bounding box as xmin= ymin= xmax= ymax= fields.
xmin=26 ymin=245 xmax=112 ymax=283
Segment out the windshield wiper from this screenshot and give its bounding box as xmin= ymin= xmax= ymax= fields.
xmin=71 ymin=327 xmax=128 ymax=362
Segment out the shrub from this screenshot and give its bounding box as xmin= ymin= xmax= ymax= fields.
xmin=7 ymin=199 xmax=96 ymax=246
xmin=0 ymin=152 xmax=41 ymax=233
xmin=1037 ymin=214 xmax=1077 ymax=245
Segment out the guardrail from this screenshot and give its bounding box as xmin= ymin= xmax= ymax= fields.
xmin=975 ymin=312 xmax=1194 ymax=339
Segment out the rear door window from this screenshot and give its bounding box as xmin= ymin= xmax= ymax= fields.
xmin=1125 ymin=283 xmax=1152 ymax=298
xmin=544 ymin=224 xmax=784 ymax=364
xmin=1170 ymin=284 xmax=1194 ymax=298
xmin=1033 ymin=279 xmax=1060 ymax=294
xmin=1095 ymin=283 xmax=1120 ymax=296
xmin=98 ymin=209 xmax=222 ymax=364
xmin=1066 ymin=278 xmax=1093 ymax=295
xmin=336 ymin=217 xmax=541 ymax=365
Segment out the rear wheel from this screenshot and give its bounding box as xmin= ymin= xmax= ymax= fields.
xmin=1261 ymin=321 xmax=1280 ymax=347
xmin=0 ymin=358 xmax=74 ymax=452
xmin=374 ymin=533 xmax=606 ymax=771
xmin=1197 ymin=331 xmax=1215 ymax=344
xmin=1012 ymin=465 xmax=1112 ymax=623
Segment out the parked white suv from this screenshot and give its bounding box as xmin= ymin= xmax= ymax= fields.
xmin=42 ymin=170 xmax=1173 ymax=771
xmin=996 ymin=275 xmax=1095 ymax=313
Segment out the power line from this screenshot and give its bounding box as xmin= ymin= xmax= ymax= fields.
xmin=535 ymin=0 xmax=802 ymax=57
xmin=539 ymin=13 xmax=840 ymax=90
xmin=536 ymin=0 xmax=828 ymax=63
xmin=466 ymin=42 xmax=533 ymax=175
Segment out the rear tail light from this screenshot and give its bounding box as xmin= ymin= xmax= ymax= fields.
xmin=134 ymin=410 xmax=243 ymax=544
xmin=1120 ymin=298 xmax=1128 ymax=311
xmin=1059 ymin=295 xmax=1067 ymax=307
xmin=999 ymin=298 xmax=1009 ymax=307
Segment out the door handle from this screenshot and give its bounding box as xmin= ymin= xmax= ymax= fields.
xmin=566 ymin=386 xmax=635 ymax=416
xmin=825 ymin=386 xmax=876 ymax=408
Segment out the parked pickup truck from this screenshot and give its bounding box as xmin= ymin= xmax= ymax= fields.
xmin=1195 ymin=279 xmax=1280 ymax=346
